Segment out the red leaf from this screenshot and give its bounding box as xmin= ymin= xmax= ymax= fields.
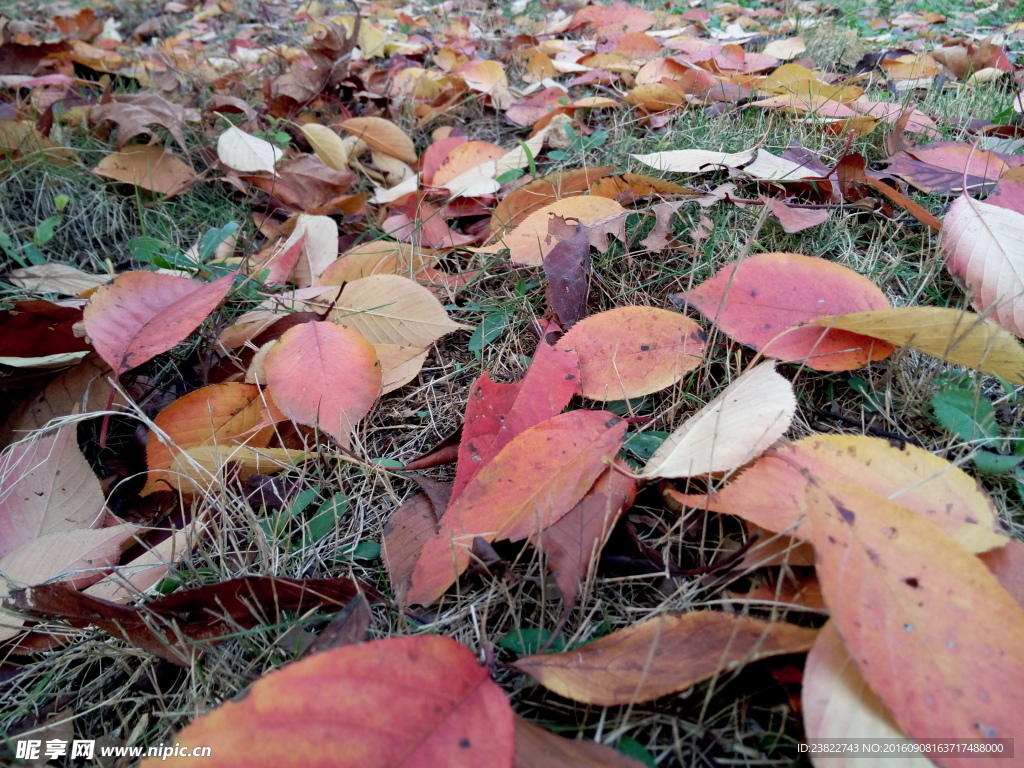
xmin=768 ymin=198 xmax=830 ymax=233
xmin=409 ymin=410 xmax=627 ymax=605
xmin=0 ymin=300 xmax=91 ymax=359
xmin=677 ymin=252 xmax=894 ymax=371
xmin=450 ymin=336 xmax=580 ymax=504
xmin=143 ymin=635 xmax=515 ymax=767
xmin=265 ymin=321 xmax=381 ymax=448
xmin=84 ymin=271 xmax=235 ymax=377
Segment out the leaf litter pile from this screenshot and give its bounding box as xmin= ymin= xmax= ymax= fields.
xmin=1 ymin=0 xmax=1024 ymax=765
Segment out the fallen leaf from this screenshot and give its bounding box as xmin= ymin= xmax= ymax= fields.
xmin=942 ymin=195 xmax=1024 ymax=338
xmin=514 ymin=611 xmax=817 ymax=706
xmin=279 ymin=214 xmax=340 ymax=286
xmin=763 ymin=37 xmax=806 ymax=61
xmin=979 ymin=540 xmax=1024 ymax=610
xmin=382 ymin=491 xmax=441 ymax=605
xmin=217 ymin=126 xmax=282 ymax=174
xmin=808 ymin=307 xmax=1024 ymax=384
xmin=641 ymin=362 xmax=796 ymax=478
xmin=167 ymin=445 xmax=308 ymax=495
xmin=554 ymin=306 xmax=706 ymax=400
xmin=489 ymin=167 xmax=613 ymax=238
xmin=884 ymin=142 xmax=1010 ymax=195
xmin=668 ymin=434 xmax=1006 ymax=554
xmin=803 ymin=621 xmax=935 ymax=768
xmin=299 ymin=123 xmax=351 ymax=171
xmin=142 ymin=635 xmax=514 ymax=766
xmin=323 ymin=274 xmax=471 ymax=347
xmin=5 ymin=263 xmax=108 ymax=295
xmin=513 ymin=716 xmax=645 ymax=768
xmin=631 ymin=148 xmax=755 ymax=174
xmin=408 ymin=410 xmax=627 ymax=605
xmin=265 ymin=321 xmax=381 ymax=448
xmin=15 ymin=576 xmax=379 ymax=666
xmin=84 ymin=271 xmax=235 ymax=377
xmin=90 ymin=93 xmax=188 ymax=152
xmin=805 ymin=482 xmax=1024 ymax=751
xmin=314 ymin=240 xmax=437 ymax=285
xmin=451 ymin=338 xmax=580 ymax=504
xmin=534 ymin=462 xmax=637 ymax=615
xmin=769 ymin=199 xmax=830 ymax=233
xmin=340 ymin=116 xmax=417 ymax=164
xmin=0 ymin=299 xmax=92 ymax=360
xmin=143 ymin=383 xmax=284 ymax=495
xmin=543 ymin=218 xmax=591 ymax=329
xmin=477 ymin=197 xmax=626 ymax=266
xmin=677 ymin=252 xmax=894 ymax=371
xmin=376 ymin=344 xmax=429 ymax=394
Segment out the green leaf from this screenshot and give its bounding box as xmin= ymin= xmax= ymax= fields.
xmin=370 ymin=457 xmax=404 ymax=469
xmin=623 ymin=430 xmax=670 ymax=461
xmin=972 ymin=450 xmax=1023 ymax=476
xmin=290 ymin=487 xmax=320 ymax=516
xmin=468 ymin=312 xmax=509 ymax=358
xmin=930 ymin=388 xmax=998 ymax=443
xmin=606 ymin=397 xmax=650 ymax=416
xmin=350 ymin=541 xmax=380 ymax=560
xmin=498 ymin=628 xmax=566 ymax=655
xmin=495 ymin=168 xmax=524 ymax=185
xmin=33 ymin=215 xmax=61 ymax=247
xmin=127 ymin=236 xmax=174 ymax=263
xmin=23 ymin=244 xmax=46 ymax=266
xmin=617 ymin=736 xmax=657 ymax=768
xmin=0 ymin=227 xmax=27 ymax=267
xmin=198 ymin=221 xmax=239 ymax=262
xmin=305 ymin=492 xmax=348 ymax=544
xmin=53 ymin=194 xmax=70 ymax=212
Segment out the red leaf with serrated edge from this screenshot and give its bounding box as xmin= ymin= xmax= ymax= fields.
xmin=84 ymin=271 xmax=235 ymax=377
xmin=677 ymin=252 xmax=893 ymax=371
xmin=142 ymin=635 xmax=514 ymax=768
xmin=408 ymin=410 xmax=627 ymax=606
xmin=264 ymin=322 xmax=381 ymax=448
xmin=451 ymin=334 xmax=580 ymax=505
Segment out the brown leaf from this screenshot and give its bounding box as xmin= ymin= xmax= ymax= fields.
xmin=768 ymin=198 xmax=830 ymax=233
xmin=534 ymin=462 xmax=637 ymax=615
xmin=513 ymin=716 xmax=645 ymax=768
xmin=835 ymin=152 xmax=941 ymax=231
xmin=543 ymin=217 xmax=590 ymax=329
xmin=382 ymin=492 xmax=440 ymax=606
xmin=12 ymin=576 xmax=382 ymax=666
xmin=514 ymin=611 xmax=817 ymax=706
xmin=304 ymin=593 xmax=372 ymax=656
xmin=93 ymin=144 xmax=196 ymax=196
xmin=90 ymin=93 xmax=189 ymax=153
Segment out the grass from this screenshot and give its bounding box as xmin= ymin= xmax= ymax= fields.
xmin=1 ymin=0 xmax=1023 ymax=764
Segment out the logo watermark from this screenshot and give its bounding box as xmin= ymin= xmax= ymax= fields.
xmin=15 ymin=739 xmax=212 ymax=762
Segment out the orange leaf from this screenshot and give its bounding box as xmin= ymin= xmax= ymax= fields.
xmin=84 ymin=271 xmax=235 ymax=377
xmin=803 ymin=621 xmax=932 ymax=767
xmin=554 ymin=306 xmax=705 ymax=400
xmin=340 ymin=116 xmax=417 ymax=165
xmin=93 ymin=145 xmax=195 ymax=196
xmin=513 ymin=716 xmax=646 ymax=768
xmin=805 ymin=482 xmax=1024 ymax=755
xmin=264 ymin=322 xmax=381 ymax=448
xmin=489 ymin=167 xmax=613 ymax=238
xmin=142 ymin=635 xmax=515 ymax=768
xmin=667 ymin=434 xmax=1006 ymax=554
xmin=677 ymin=252 xmax=893 ymax=371
xmin=514 ymin=611 xmax=817 ymax=706
xmin=407 ymin=410 xmax=627 ymax=605
xmin=143 ymin=383 xmax=284 ymax=495
xmin=476 ymin=197 xmax=626 ymax=265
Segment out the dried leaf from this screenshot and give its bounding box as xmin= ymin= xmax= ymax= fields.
xmin=490 ymin=167 xmax=613 ymax=238
xmin=942 ymin=196 xmax=1024 ymax=338
xmin=543 ymin=219 xmax=590 ymax=329
xmin=805 ymin=482 xmax=1024 ymax=748
xmin=641 ymin=362 xmax=796 ymax=478
xmin=408 ymin=411 xmax=627 ymax=605
xmin=513 ymin=716 xmax=645 ymax=768
xmin=84 ymin=271 xmax=235 ymax=377
xmin=769 ymin=199 xmax=830 ymax=233
xmin=90 ymin=93 xmax=188 ymax=152
xmin=677 ymin=252 xmax=893 ymax=371
xmin=94 ymin=144 xmax=196 ymax=196
xmin=142 ymin=636 xmax=514 ymax=766
xmin=631 ymin=148 xmax=754 ymax=174
xmin=340 ymin=116 xmax=417 ymax=165
xmin=265 ymin=321 xmax=381 ymax=448
xmin=299 ymin=123 xmax=351 ymax=171
xmin=217 ymin=126 xmax=282 ymax=174
xmin=668 ymin=434 xmax=1006 ymax=555
xmin=5 ymin=263 xmax=108 ymax=295
xmin=514 ymin=611 xmax=817 ymax=706
xmin=554 ymin=306 xmax=705 ymax=400
xmin=808 ymin=307 xmax=1024 ymax=384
